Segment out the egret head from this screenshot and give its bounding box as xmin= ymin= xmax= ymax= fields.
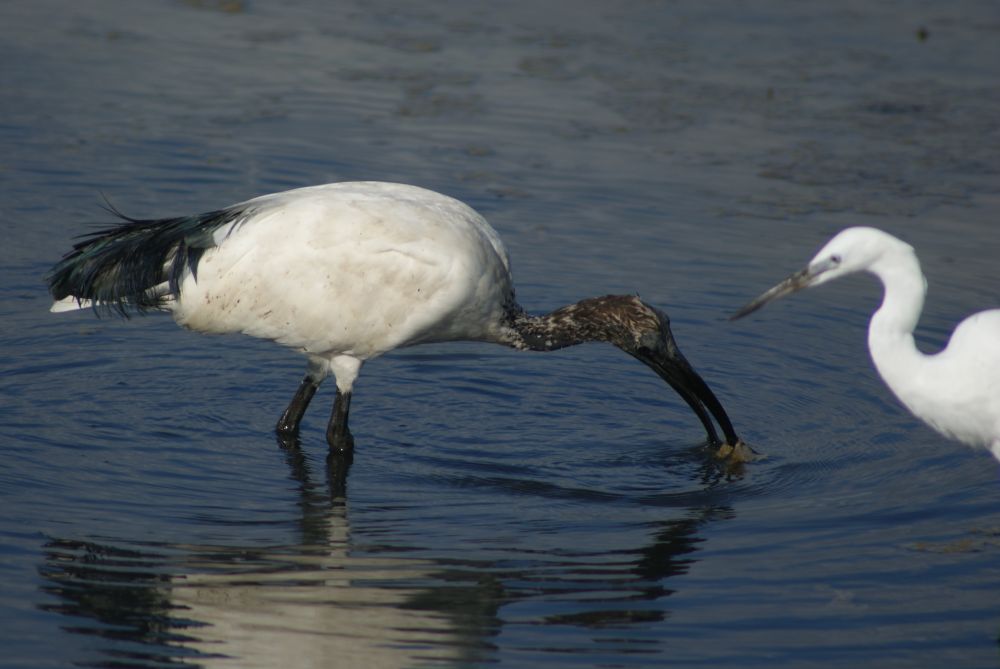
xmin=731 ymin=227 xmax=911 ymax=320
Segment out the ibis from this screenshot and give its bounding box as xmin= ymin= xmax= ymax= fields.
xmin=49 ymin=181 xmax=741 ymax=454
xmin=733 ymin=226 xmax=1000 ymax=461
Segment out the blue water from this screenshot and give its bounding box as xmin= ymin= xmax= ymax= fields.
xmin=2 ymin=1 xmax=999 ymax=667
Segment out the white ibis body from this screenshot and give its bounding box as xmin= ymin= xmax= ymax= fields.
xmin=733 ymin=226 xmax=1000 ymax=461
xmin=49 ymin=181 xmax=740 ymax=451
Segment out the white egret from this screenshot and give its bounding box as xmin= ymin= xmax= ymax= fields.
xmin=49 ymin=181 xmax=741 ymax=453
xmin=733 ymin=226 xmax=1000 ymax=460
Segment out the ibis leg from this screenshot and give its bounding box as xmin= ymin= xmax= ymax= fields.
xmin=276 ymin=375 xmax=321 ymax=438
xmin=326 ymin=390 xmax=354 ymax=452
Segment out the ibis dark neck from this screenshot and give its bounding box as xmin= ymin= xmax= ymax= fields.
xmin=502 ymin=295 xmax=741 ymax=448
xmin=504 ymin=296 xmax=645 ymax=352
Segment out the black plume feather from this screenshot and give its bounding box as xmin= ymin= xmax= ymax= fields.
xmin=47 ymin=204 xmax=249 ymax=318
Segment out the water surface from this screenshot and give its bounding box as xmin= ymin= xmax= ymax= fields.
xmin=2 ymin=1 xmax=999 ymax=667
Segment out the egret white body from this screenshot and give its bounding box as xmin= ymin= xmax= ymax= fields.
xmin=733 ymin=226 xmax=1000 ymax=460
xmin=49 ymin=181 xmax=741 ymax=452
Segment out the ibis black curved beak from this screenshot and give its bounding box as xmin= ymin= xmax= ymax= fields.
xmin=631 ymin=334 xmax=740 ymax=447
xmin=730 ymin=257 xmax=839 ymax=321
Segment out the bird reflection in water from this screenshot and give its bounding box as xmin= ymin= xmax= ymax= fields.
xmin=35 ymin=437 xmax=735 ymax=668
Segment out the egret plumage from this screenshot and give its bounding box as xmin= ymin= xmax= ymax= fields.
xmin=48 ymin=181 xmax=741 ymax=453
xmin=733 ymin=226 xmax=1000 ymax=461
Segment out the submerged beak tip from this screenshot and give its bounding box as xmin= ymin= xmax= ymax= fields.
xmin=640 ymin=350 xmax=739 ymax=448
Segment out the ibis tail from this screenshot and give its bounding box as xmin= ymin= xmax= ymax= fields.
xmin=47 ymin=206 xmax=248 ymax=317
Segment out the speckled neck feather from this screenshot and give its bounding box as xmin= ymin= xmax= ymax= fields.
xmin=503 ymin=294 xmax=657 ymax=352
